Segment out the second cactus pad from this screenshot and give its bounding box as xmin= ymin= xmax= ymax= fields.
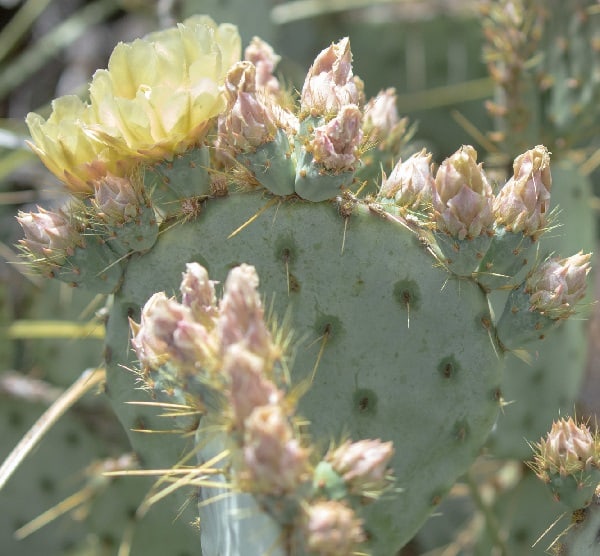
xmin=106 ymin=189 xmax=503 ymax=553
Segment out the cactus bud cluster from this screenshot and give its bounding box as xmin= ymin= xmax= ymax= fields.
xmin=130 ymin=262 xmax=394 ymax=553
xmin=530 ymin=417 xmax=600 ymax=510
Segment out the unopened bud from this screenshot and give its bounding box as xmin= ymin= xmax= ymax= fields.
xmin=378 ymin=149 xmax=434 ymax=209
xmin=310 ymin=104 xmax=363 ymax=171
xmin=493 ymin=145 xmax=552 ymax=236
xmin=326 ymin=438 xmax=394 ymax=494
xmin=527 ymin=252 xmax=591 ymax=318
xmin=530 ymin=417 xmax=600 ymax=509
xmin=301 ymin=38 xmax=363 ymax=116
xmin=224 ymin=344 xmax=282 ymax=430
xmin=433 ymin=145 xmax=494 ymax=239
xmin=219 ymin=62 xmax=277 ymax=152
xmin=218 ymin=264 xmax=272 ymax=358
xmin=131 ymin=292 xmax=209 ymax=369
xmin=363 ymin=88 xmax=399 ymax=142
xmin=17 ymin=207 xmax=79 ymax=262
xmin=537 ymin=418 xmax=596 ymax=477
xmin=180 ymin=262 xmax=218 ymax=323
xmin=244 ymin=36 xmax=281 ymax=95
xmin=93 ymin=175 xmax=141 ymax=222
xmin=242 ymin=404 xmax=308 ymax=494
xmin=305 ymin=500 xmax=365 ymax=555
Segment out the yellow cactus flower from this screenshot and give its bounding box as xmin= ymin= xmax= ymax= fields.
xmin=89 ymin=15 xmax=241 ymax=159
xmin=26 ymin=16 xmax=241 ymax=191
xmin=26 ymin=96 xmax=123 ymax=193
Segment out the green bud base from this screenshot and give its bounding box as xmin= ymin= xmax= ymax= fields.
xmin=57 ymin=236 xmax=123 ymax=293
xmin=144 ymin=147 xmax=211 ymax=215
xmin=476 ymin=226 xmax=534 ymax=291
xmin=547 ymin=469 xmax=600 ymax=511
xmin=496 ymin=283 xmax=559 ymax=350
xmin=236 ymin=128 xmax=295 ymax=196
xmin=434 ymin=231 xmax=493 ymax=277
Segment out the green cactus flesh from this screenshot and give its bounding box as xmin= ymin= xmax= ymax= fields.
xmin=104 ymin=185 xmax=504 ymax=553
xmin=552 ymin=494 xmax=600 ymax=556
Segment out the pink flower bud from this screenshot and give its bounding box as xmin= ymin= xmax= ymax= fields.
xmin=218 ymin=264 xmax=272 ymax=358
xmin=526 ymin=252 xmax=591 ymax=318
xmin=493 ymin=145 xmax=552 ymax=235
xmin=224 ymin=344 xmax=282 ymax=430
xmin=218 ymin=61 xmax=296 ymax=155
xmin=537 ymin=417 xmax=597 ymax=477
xmin=301 ymin=38 xmax=363 ymax=116
xmin=244 ymin=36 xmax=280 ymax=95
xmin=310 ymin=104 xmax=363 ymax=171
xmin=433 ymin=145 xmax=494 ymax=239
xmin=131 ymin=292 xmax=209 ymax=369
xmin=219 ymin=62 xmax=277 ymax=152
xmin=326 ymin=438 xmax=394 ymax=493
xmin=17 ymin=207 xmax=79 ymax=261
xmin=379 ymin=149 xmax=434 ymax=209
xmin=180 ymin=262 xmax=218 ymax=323
xmin=363 ymin=88 xmax=399 ymax=140
xmin=93 ymin=175 xmax=140 ymax=222
xmin=242 ymin=404 xmax=308 ymax=494
xmin=305 ymin=500 xmax=365 ymax=555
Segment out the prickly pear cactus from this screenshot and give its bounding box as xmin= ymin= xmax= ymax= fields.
xmin=14 ymin=14 xmax=592 ymax=555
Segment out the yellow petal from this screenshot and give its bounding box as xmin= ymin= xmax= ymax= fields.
xmin=107 ymin=40 xmax=158 ymax=98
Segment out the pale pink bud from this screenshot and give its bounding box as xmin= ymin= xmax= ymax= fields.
xmin=527 ymin=252 xmax=591 ymax=318
xmin=301 ymin=38 xmax=363 ymax=116
xmin=131 ymin=292 xmax=207 ymax=368
xmin=379 ymin=149 xmax=434 ymax=208
xmin=219 ymin=62 xmax=277 ymax=151
xmin=93 ymin=175 xmax=140 ymax=222
xmin=305 ymin=500 xmax=365 ymax=555
xmin=242 ymin=404 xmax=308 ymax=494
xmin=537 ymin=418 xmax=597 ymax=476
xmin=326 ymin=439 xmax=394 ymax=493
xmin=224 ymin=344 xmax=282 ymax=430
xmin=433 ymin=145 xmax=494 ymax=239
xmin=17 ymin=207 xmax=79 ymax=261
xmin=131 ymin=292 xmax=176 ymax=368
xmin=493 ymin=145 xmax=552 ymax=235
xmin=363 ymin=88 xmax=399 ymax=140
xmin=435 ymin=145 xmax=492 ymax=203
xmin=244 ymin=36 xmax=280 ymax=95
xmin=180 ymin=262 xmax=218 ymax=323
xmin=310 ymin=104 xmax=363 ymax=171
xmin=218 ymin=264 xmax=272 ymax=357
xmin=172 ymin=317 xmax=215 ymax=366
